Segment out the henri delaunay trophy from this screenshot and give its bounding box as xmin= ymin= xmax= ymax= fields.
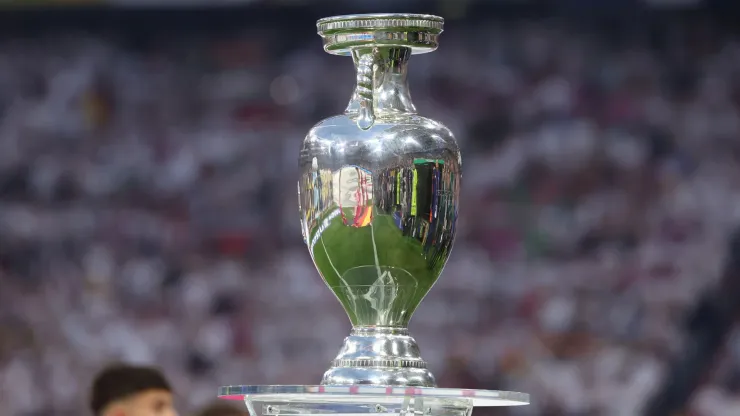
xmin=218 ymin=13 xmax=530 ymax=415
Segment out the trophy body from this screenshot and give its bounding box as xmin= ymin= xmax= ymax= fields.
xmin=298 ymin=15 xmax=459 ymax=388
xmin=219 ymin=14 xmax=528 ymax=414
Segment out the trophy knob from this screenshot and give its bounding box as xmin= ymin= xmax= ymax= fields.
xmin=299 ymin=14 xmax=458 ymax=387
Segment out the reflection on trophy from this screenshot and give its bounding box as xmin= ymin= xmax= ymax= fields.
xmin=220 ymin=13 xmax=528 ymax=415
xmin=301 ymin=146 xmax=463 ymax=385
xmin=333 ymin=166 xmax=374 ymax=228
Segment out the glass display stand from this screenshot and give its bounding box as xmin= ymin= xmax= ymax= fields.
xmin=219 ymin=385 xmax=529 ymax=416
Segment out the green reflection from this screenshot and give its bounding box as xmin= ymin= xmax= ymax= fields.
xmin=310 ymin=209 xmax=439 ymax=327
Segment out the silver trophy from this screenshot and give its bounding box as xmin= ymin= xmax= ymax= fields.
xmin=220 ymin=13 xmax=529 ymax=415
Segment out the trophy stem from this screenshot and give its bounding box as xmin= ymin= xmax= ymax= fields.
xmin=321 ymin=325 xmax=437 ymax=387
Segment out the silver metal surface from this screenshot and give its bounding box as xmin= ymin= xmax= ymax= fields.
xmin=216 ymin=14 xmax=529 ymax=411
xmin=298 ymin=14 xmax=460 ymax=387
xmin=317 ymin=14 xmax=443 ymax=56
xmin=321 ymin=327 xmax=433 ymax=387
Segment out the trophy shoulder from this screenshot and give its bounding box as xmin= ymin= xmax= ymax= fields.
xmin=300 ymin=114 xmax=460 ymax=170
xmin=302 ymin=114 xmax=458 ymax=148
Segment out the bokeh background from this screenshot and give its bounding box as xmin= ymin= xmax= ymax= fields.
xmin=2 ymin=0 xmax=740 ymax=415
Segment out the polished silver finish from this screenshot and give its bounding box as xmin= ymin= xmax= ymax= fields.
xmin=299 ymin=14 xmax=460 ymax=387
xmin=322 ymin=327 xmax=434 ymax=386
xmin=215 ymin=15 xmax=529 ymax=412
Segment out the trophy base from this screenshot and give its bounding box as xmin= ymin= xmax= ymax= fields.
xmin=218 ymin=385 xmax=529 ymax=416
xmin=322 ymin=327 xmax=435 ymax=387
xmin=321 ymin=367 xmax=436 ymax=389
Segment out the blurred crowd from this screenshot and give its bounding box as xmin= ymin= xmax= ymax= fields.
xmin=2 ymin=11 xmax=740 ymax=416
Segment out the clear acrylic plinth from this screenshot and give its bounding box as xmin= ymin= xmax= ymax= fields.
xmin=219 ymin=385 xmax=529 ymax=416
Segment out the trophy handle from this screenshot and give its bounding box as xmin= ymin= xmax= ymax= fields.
xmin=354 ymin=48 xmax=378 ymax=130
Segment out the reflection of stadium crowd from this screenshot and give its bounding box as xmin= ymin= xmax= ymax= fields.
xmin=2 ymin=14 xmax=740 ymax=416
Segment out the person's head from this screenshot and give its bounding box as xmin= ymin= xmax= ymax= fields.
xmin=194 ymin=402 xmax=246 ymax=416
xmin=90 ymin=364 xmax=177 ymax=416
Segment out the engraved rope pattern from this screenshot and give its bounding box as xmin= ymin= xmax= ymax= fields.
xmin=355 ymin=52 xmax=375 ymax=130
xmin=356 ymin=54 xmax=373 ymax=102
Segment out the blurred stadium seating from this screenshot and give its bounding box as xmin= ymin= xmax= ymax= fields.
xmin=2 ymin=1 xmax=740 ymax=415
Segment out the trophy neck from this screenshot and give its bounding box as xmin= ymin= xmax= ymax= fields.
xmin=346 ymin=47 xmax=417 ymax=119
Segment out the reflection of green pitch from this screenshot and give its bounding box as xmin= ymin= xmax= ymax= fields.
xmin=309 ymin=208 xmax=439 ymax=326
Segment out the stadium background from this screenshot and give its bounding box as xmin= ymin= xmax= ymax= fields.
xmin=2 ymin=0 xmax=740 ymax=415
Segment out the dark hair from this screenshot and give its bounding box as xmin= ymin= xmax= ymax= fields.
xmin=195 ymin=402 xmax=244 ymax=416
xmin=90 ymin=364 xmax=172 ymax=415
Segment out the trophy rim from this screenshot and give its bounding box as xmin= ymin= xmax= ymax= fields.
xmin=316 ymin=13 xmax=444 ymax=56
xmin=217 ymin=385 xmax=530 ymax=407
xmin=316 ymin=14 xmax=444 ymax=31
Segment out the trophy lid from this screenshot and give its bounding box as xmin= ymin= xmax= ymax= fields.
xmin=317 ymin=13 xmax=444 ymax=56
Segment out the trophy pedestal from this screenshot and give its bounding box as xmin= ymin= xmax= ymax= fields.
xmin=320 ymin=326 xmax=435 ymax=387
xmin=219 ymin=385 xmax=529 ymax=416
